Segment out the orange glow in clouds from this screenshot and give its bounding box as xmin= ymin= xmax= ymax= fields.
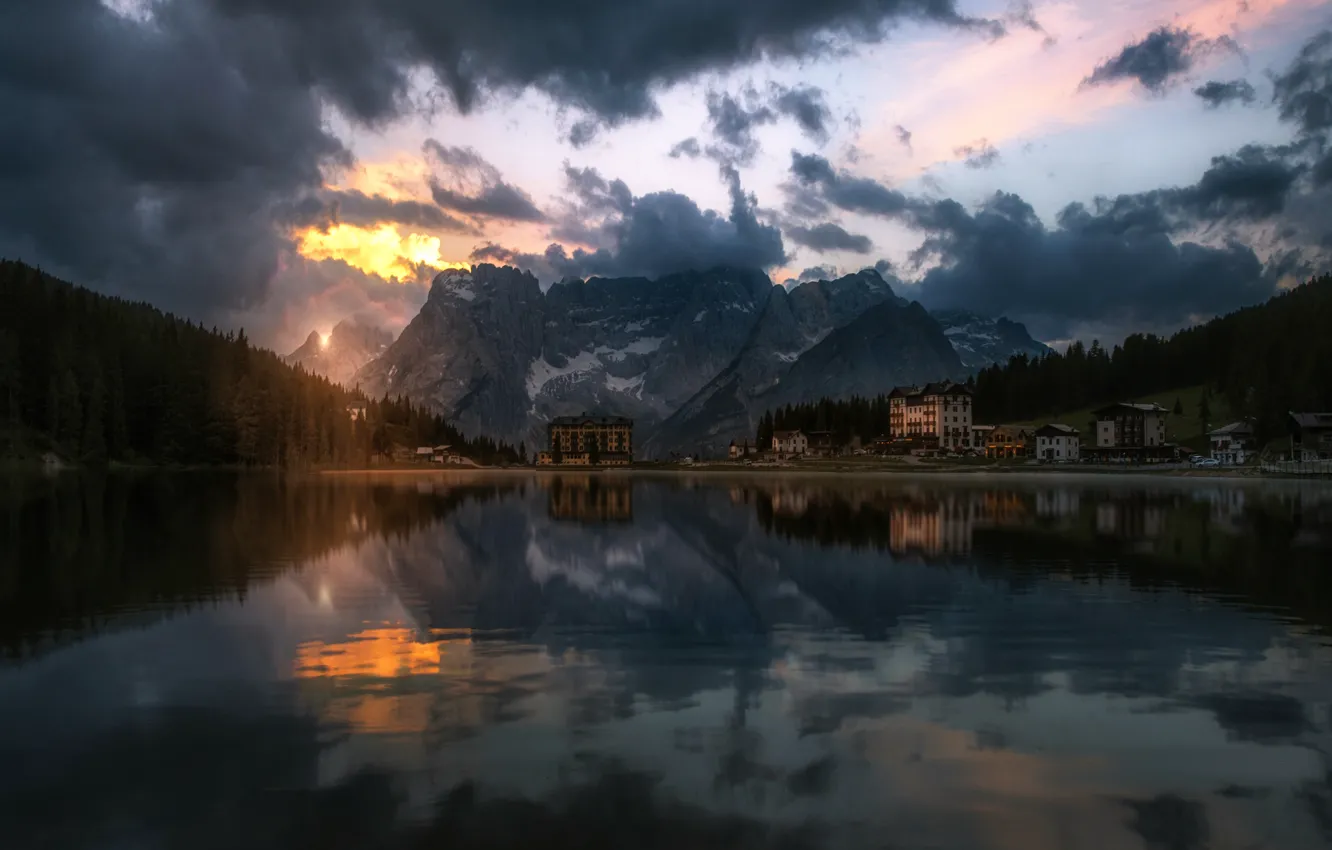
xmin=296 ymin=223 xmax=468 ymax=280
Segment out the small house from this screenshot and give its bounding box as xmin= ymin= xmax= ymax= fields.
xmin=772 ymin=430 xmax=809 ymax=457
xmin=414 ymin=446 xmax=434 ymax=463
xmin=986 ymin=425 xmax=1030 ymax=459
xmin=728 ymin=439 xmax=758 ymax=460
xmin=1034 ymin=424 xmax=1080 ymax=462
xmin=1208 ymin=422 xmax=1254 ymax=465
xmin=1289 ymin=412 xmax=1332 ymax=460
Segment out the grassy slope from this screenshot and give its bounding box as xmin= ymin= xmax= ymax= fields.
xmin=1003 ymin=385 xmax=1234 ymax=454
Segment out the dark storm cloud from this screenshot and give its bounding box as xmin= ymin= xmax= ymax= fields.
xmin=423 ymin=141 xmax=546 ymax=222
xmin=954 ymin=139 xmax=1001 ymax=169
xmin=471 ymin=165 xmax=786 ymax=283
xmin=0 ymin=0 xmax=347 ymax=315
xmin=784 ymin=147 xmax=1292 ymax=339
xmin=789 ymin=152 xmax=912 ymax=216
xmin=209 ymin=0 xmax=1005 ymax=138
xmin=668 ymin=138 xmax=703 ymax=159
xmin=772 ymin=85 xmax=834 ymax=141
xmin=786 ymin=222 xmax=874 ymax=253
xmin=1194 ymin=79 xmax=1257 ymax=108
xmin=911 ymin=191 xmax=1271 ymax=339
xmin=1271 ymin=30 xmax=1332 ymax=138
xmin=704 ymin=84 xmax=835 ymax=165
xmin=1082 ymin=26 xmax=1240 ymax=94
xmin=290 ymin=189 xmax=477 ymax=233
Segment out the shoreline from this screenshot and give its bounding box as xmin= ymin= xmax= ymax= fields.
xmin=317 ymin=462 xmax=1331 ymax=485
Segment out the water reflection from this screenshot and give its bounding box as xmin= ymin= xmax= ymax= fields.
xmin=2 ymin=472 xmax=1332 ymax=849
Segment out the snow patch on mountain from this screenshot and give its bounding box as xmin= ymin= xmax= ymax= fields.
xmin=605 ymin=372 xmax=646 ymax=396
xmin=595 ymin=337 xmax=665 ymax=361
xmin=526 ymin=351 xmax=601 ymax=399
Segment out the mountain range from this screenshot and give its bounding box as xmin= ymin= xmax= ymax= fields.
xmin=290 ymin=265 xmax=1049 ymax=457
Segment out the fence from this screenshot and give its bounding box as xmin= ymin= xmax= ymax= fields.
xmin=1260 ymin=458 xmax=1332 ymax=477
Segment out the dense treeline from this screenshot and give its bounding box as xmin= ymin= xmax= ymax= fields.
xmin=972 ymin=274 xmax=1332 ymax=441
xmin=757 ymin=395 xmax=907 ymax=446
xmin=758 ymin=275 xmax=1332 ymax=447
xmin=0 ymin=260 xmax=520 ymax=466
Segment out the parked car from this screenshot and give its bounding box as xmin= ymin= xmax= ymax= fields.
xmin=1188 ymin=454 xmax=1205 ymax=464
xmin=1196 ymin=457 xmax=1221 ymax=468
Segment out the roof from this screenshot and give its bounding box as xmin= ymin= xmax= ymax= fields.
xmin=773 ymin=430 xmax=805 ymax=439
xmin=971 ymin=424 xmax=996 ymax=431
xmin=889 ymin=381 xmax=972 ymax=400
xmin=550 ymin=414 xmax=633 ymax=426
xmin=1289 ymin=412 xmax=1332 ymax=429
xmin=1092 ymin=402 xmax=1168 ymax=416
xmin=415 ymin=446 xmax=434 ymax=454
xmin=1208 ymin=421 xmax=1253 ymax=436
xmin=432 ymin=444 xmax=452 ymax=451
xmin=1035 ymin=423 xmax=1079 ymax=436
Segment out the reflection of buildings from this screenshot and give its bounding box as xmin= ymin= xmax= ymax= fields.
xmin=889 ymin=496 xmax=974 ymax=557
xmin=1095 ymin=500 xmax=1165 ymax=539
xmin=547 ymin=477 xmax=634 ymax=522
xmin=769 ymin=487 xmax=811 ymax=517
xmin=1035 ymin=490 xmax=1080 ymax=519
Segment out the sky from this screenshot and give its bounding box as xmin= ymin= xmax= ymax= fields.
xmin=2 ymin=0 xmax=1331 ymax=351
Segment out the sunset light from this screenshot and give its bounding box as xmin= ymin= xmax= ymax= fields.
xmin=295 ymin=223 xmax=467 ymax=281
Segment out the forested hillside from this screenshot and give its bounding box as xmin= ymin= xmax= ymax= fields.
xmin=758 ymin=274 xmax=1332 ymax=446
xmin=0 ymin=261 xmax=519 ymax=466
xmin=972 ymin=274 xmax=1332 ymax=441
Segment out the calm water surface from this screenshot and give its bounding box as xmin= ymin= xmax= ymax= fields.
xmin=4 ymin=472 xmax=1332 ymax=850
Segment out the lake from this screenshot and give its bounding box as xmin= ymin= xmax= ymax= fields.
xmin=3 ymin=471 xmax=1332 ymax=850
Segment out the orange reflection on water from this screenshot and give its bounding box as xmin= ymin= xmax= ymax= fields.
xmin=294 ymin=627 xmax=459 ymax=680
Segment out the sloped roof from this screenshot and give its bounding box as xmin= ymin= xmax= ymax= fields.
xmin=1035 ymin=423 xmax=1079 ymax=436
xmin=773 ymin=430 xmax=805 ymax=439
xmin=1208 ymin=421 xmax=1253 ymax=436
xmin=1290 ymin=412 xmax=1332 ymax=429
xmin=1092 ymin=402 xmax=1168 ymax=416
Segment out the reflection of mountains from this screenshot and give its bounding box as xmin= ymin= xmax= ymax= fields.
xmin=0 ymin=473 xmax=522 ymax=655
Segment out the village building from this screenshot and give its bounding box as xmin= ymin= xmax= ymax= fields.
xmin=430 ymin=444 xmax=452 ymax=463
xmin=346 ymin=406 xmax=367 ymax=422
xmin=772 ymin=429 xmax=809 ymax=457
xmin=1289 ymin=412 xmax=1332 ymax=460
xmin=728 ymin=439 xmax=759 ymax=460
xmin=1208 ymin=421 xmax=1254 ymax=465
xmin=546 ymin=415 xmax=633 ymax=465
xmin=806 ymin=430 xmax=839 ymax=457
xmin=970 ymin=424 xmax=996 ymax=450
xmin=888 ymin=382 xmax=974 ymax=452
xmin=1033 ymin=424 xmax=1080 ymax=462
xmin=1085 ymin=402 xmax=1175 ymax=463
xmin=414 ymin=446 xmax=434 ymax=462
xmin=986 ymin=425 xmax=1031 ymax=459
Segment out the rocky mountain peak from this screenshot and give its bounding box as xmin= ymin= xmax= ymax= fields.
xmin=285 ymin=317 xmax=393 ymax=387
